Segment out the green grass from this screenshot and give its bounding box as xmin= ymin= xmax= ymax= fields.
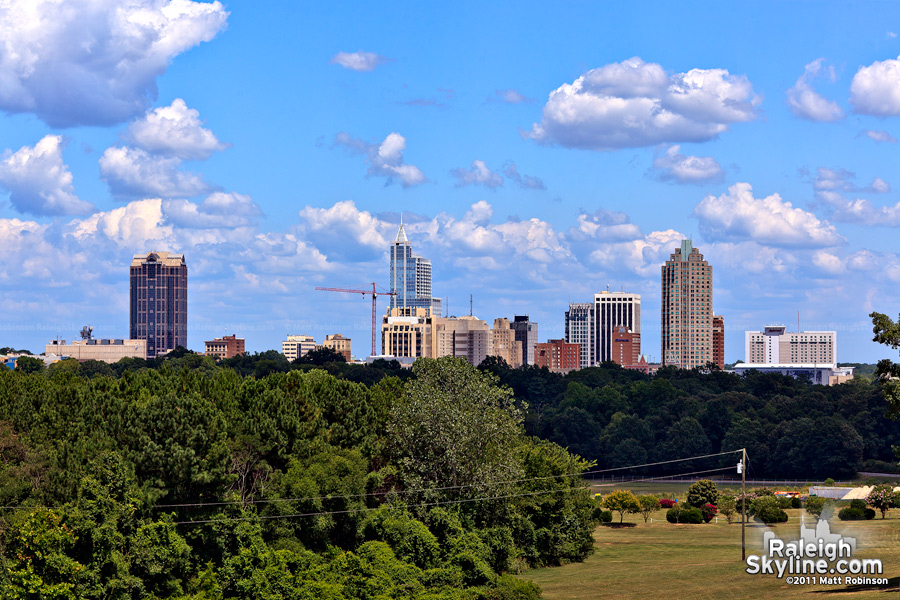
xmin=519 ymin=509 xmax=900 ymax=599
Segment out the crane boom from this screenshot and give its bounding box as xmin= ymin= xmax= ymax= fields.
xmin=315 ymin=283 xmax=396 ymax=357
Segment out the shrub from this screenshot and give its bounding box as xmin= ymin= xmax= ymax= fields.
xmin=686 ymin=480 xmax=719 ymax=508
xmin=700 ymin=503 xmax=717 ymax=523
xmin=659 ymin=498 xmax=677 ymax=509
xmin=776 ymin=496 xmax=793 ymax=509
xmin=361 ymin=510 xmax=441 ymax=569
xmin=824 ymin=478 xmax=835 ymax=486
xmin=717 ymin=496 xmax=737 ymax=524
xmin=593 ymin=509 xmax=612 ymax=523
xmin=752 ymin=496 xmax=788 ymax=524
xmin=791 ymin=497 xmax=801 ymax=509
xmin=865 ymin=485 xmax=895 ymax=519
xmin=805 ymin=497 xmax=826 ymax=520
xmin=666 ymin=506 xmax=703 ymax=524
xmin=849 ymin=499 xmax=866 ymax=511
xmin=864 ymin=508 xmax=876 ymax=520
xmin=838 ymin=507 xmax=865 ymax=521
xmin=490 ymin=575 xmax=542 ymax=600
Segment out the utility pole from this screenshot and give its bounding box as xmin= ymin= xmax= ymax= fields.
xmin=741 ymin=447 xmax=747 ymax=560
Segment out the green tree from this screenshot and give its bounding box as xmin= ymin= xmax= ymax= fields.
xmin=389 ymin=357 xmax=524 ymax=494
xmin=752 ymin=496 xmax=788 ymax=523
xmin=2 ymin=509 xmax=83 ymax=598
xmin=14 ymin=356 xmax=44 ymax=374
xmin=602 ymin=490 xmax=640 ymax=523
xmin=870 ymin=311 xmax=900 ymax=415
xmin=686 ymin=479 xmax=719 ymax=508
xmin=637 ymin=495 xmax=660 ymax=523
xmin=293 ymin=346 xmax=346 ymax=365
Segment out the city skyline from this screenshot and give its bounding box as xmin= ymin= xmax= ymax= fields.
xmin=2 ymin=2 xmax=900 ymax=363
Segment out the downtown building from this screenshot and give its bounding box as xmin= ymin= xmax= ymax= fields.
xmin=535 ymin=338 xmax=580 ymax=374
xmin=735 ymin=325 xmax=850 ymax=385
xmin=660 ymin=239 xmax=715 ymax=369
xmin=282 ymin=334 xmax=317 ymax=362
xmin=745 ymin=325 xmax=835 ymax=364
xmin=130 ymin=252 xmax=187 ymax=359
xmin=511 ymin=315 xmax=538 ymax=366
xmin=390 ymin=222 xmax=442 ymax=316
xmin=204 ymin=334 xmax=245 ymax=359
xmin=564 ymin=291 xmax=641 ymax=369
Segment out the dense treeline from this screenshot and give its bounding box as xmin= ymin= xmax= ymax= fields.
xmin=0 ymin=357 xmax=593 ymax=599
xmin=478 ymin=358 xmax=900 ymax=480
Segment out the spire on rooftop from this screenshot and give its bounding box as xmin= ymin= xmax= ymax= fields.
xmin=395 ymin=215 xmax=408 ymax=243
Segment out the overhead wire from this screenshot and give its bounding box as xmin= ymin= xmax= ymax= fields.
xmin=0 ymin=448 xmax=747 ymax=513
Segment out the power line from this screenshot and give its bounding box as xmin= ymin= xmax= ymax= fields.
xmin=171 ymin=464 xmax=746 ymax=526
xmin=0 ymin=449 xmax=746 ymax=512
xmin=153 ymin=449 xmax=744 ymax=510
xmin=591 ymin=466 xmax=736 ymax=486
xmin=170 ymin=486 xmax=591 ymax=526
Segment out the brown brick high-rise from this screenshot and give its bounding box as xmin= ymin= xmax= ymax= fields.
xmin=130 ymin=252 xmax=187 ymax=358
xmin=712 ymin=315 xmax=725 ymax=370
xmin=661 ymin=240 xmax=713 ymax=369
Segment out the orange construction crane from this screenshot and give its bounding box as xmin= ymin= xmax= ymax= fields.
xmin=315 ymin=283 xmax=397 ymax=357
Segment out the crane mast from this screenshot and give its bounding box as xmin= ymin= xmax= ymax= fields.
xmin=314 ymin=283 xmax=396 ymax=357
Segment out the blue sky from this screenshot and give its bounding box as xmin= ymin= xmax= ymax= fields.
xmin=3 ymin=1 xmax=900 ymax=363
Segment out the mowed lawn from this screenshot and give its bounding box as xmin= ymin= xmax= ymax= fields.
xmin=519 ymin=509 xmax=900 ymax=599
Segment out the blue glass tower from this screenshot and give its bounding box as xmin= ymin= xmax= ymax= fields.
xmin=389 ymin=222 xmax=441 ymax=316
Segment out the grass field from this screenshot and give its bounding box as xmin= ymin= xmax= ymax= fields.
xmin=520 ymin=508 xmax=900 ymax=599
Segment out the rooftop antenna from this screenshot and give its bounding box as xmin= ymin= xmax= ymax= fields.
xmin=469 ymin=294 xmax=473 ymax=317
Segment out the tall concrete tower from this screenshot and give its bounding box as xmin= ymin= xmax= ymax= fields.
xmin=661 ymin=239 xmax=713 ymax=368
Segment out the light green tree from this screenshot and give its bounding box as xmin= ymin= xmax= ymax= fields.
xmin=718 ymin=496 xmax=737 ymax=524
xmin=637 ymin=494 xmax=660 ymax=523
xmin=389 ymin=357 xmax=524 ymax=493
xmin=602 ymin=490 xmax=640 ymax=523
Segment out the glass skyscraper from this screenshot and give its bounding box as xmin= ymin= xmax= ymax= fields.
xmin=389 ymin=223 xmax=441 ymax=316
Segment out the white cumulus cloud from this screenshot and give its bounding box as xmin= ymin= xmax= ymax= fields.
xmin=0 ymin=135 xmax=95 ymax=215
xmin=651 ymin=145 xmax=724 ymax=184
xmin=451 ymin=160 xmax=504 ymax=189
xmin=126 ymin=99 xmax=227 ymax=159
xmin=100 ymin=146 xmax=211 ymax=199
xmin=693 ymin=182 xmax=844 ymax=247
xmin=330 ymin=51 xmax=386 ymax=71
xmin=164 ymin=192 xmax=262 ymax=228
xmin=334 ymin=132 xmax=427 ymax=187
xmin=70 ymin=198 xmax=174 ymax=249
xmin=570 ymin=210 xmax=643 ymax=243
xmin=587 ymin=229 xmax=686 ymax=277
xmin=0 ymin=0 xmax=228 ymax=127
xmin=850 ymin=55 xmax=900 ymax=115
xmin=786 ymin=59 xmax=844 ymax=122
xmin=526 ymin=57 xmax=761 ymax=150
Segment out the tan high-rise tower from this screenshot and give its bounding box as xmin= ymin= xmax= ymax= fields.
xmin=661 ymin=240 xmax=713 ymax=368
